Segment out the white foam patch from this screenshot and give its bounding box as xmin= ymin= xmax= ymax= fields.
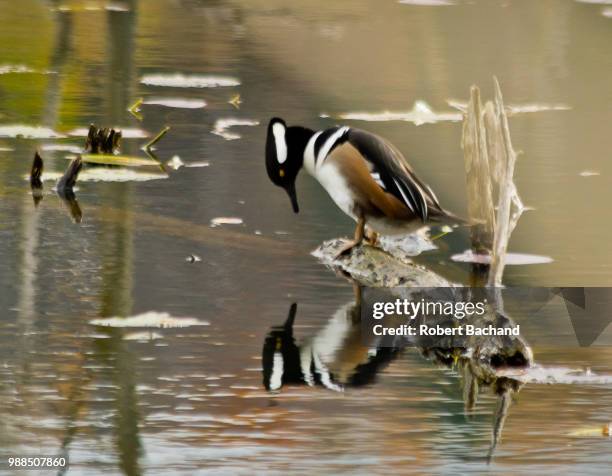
xmin=448 ymin=99 xmax=571 ymax=115
xmin=451 ymin=249 xmax=553 ymax=265
xmin=0 ymin=125 xmax=65 ymax=139
xmin=603 ymin=7 xmax=612 ymax=16
xmin=105 ymin=2 xmax=131 ymax=11
xmin=210 ymin=217 xmax=243 ymax=226
xmin=0 ymin=64 xmax=55 ymax=75
xmin=579 ymin=170 xmax=600 ymax=177
xmin=496 ymin=365 xmax=612 ymax=385
xmin=67 ymin=127 xmax=148 ymax=138
xmin=272 ymin=122 xmax=287 ymax=163
xmin=167 ymin=155 xmax=184 ymax=170
xmin=575 ymin=0 xmax=612 ymax=4
xmin=142 ymin=98 xmax=207 ymax=109
xmin=40 ymin=143 xmax=83 ymax=153
xmin=140 ymin=73 xmax=241 ymax=88
xmin=90 ymin=311 xmax=209 ymax=328
xmin=399 ymin=0 xmax=454 ymax=5
xmin=336 ymin=101 xmax=461 ymax=126
xmin=211 ymin=118 xmax=259 ymax=140
xmin=32 ymin=168 xmax=168 ymax=183
xmin=124 ymin=331 xmax=164 ymax=341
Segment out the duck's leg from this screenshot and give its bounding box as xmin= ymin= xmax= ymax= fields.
xmin=336 ymin=215 xmax=365 ymax=258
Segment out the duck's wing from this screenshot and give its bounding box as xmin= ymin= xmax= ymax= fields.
xmin=346 ymin=128 xmax=443 ymax=222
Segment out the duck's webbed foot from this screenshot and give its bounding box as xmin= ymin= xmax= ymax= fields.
xmin=335 ymin=216 xmax=365 ymax=259
xmin=364 ymin=228 xmax=379 ymax=247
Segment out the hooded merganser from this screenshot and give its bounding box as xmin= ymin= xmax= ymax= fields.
xmin=265 ymin=117 xmax=462 ymax=255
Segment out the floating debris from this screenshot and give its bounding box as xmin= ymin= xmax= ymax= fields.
xmin=229 ymin=94 xmax=242 ymax=109
xmin=167 ymin=155 xmax=184 ymax=170
xmin=140 ymin=73 xmax=241 ymax=88
xmin=143 ymin=98 xmax=207 ymax=109
xmin=128 ymin=97 xmax=143 ymax=120
xmin=211 ymin=118 xmax=259 ymax=140
xmin=90 ymin=311 xmax=210 ymax=328
xmin=0 ymin=64 xmax=55 ymax=75
xmin=579 ymin=170 xmax=600 ymax=177
xmin=186 ymin=254 xmax=202 ymax=263
xmin=333 ymin=101 xmax=462 ymax=126
xmin=65 ymin=154 xmax=160 ymax=168
xmin=211 ymin=217 xmax=243 ymax=226
xmin=451 ymin=249 xmax=553 ymax=265
xmin=68 ymin=127 xmax=148 ymax=139
xmin=144 ymin=126 xmax=170 ymax=151
xmin=398 ymin=0 xmax=454 ymax=5
xmin=0 ymin=125 xmax=65 ymax=139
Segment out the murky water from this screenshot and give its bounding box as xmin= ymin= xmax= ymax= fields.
xmin=1 ymin=0 xmax=612 ymax=474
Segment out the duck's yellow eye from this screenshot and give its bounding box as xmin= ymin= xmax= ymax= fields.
xmin=279 ymin=169 xmax=285 ymax=178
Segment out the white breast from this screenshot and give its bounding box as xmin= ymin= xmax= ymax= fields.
xmin=303 ymin=131 xmax=357 ymax=222
xmin=316 ymin=162 xmax=357 ymax=221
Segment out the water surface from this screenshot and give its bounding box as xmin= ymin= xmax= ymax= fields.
xmin=1 ymin=0 xmax=612 ymax=474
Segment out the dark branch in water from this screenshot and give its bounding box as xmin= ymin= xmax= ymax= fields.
xmin=30 ymin=151 xmax=44 ymax=206
xmin=85 ymin=124 xmax=122 ymax=154
xmin=57 ymin=155 xmax=83 ymax=223
xmin=57 ymin=155 xmax=83 ymax=193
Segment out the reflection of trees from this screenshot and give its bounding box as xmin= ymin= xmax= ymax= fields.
xmin=12 ymin=2 xmax=143 ymax=473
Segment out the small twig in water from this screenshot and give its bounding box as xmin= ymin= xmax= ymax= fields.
xmin=128 ymin=97 xmax=143 ymax=121
xmin=144 ymin=126 xmax=170 ymax=152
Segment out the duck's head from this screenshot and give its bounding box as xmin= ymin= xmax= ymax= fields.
xmin=265 ymin=117 xmax=312 ymax=214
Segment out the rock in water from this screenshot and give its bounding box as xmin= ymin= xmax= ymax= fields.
xmin=312 ymin=238 xmax=453 ymax=287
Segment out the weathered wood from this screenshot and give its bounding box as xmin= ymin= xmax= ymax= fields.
xmin=487 ymin=78 xmax=525 ymax=287
xmin=460 ymin=78 xmax=525 ymax=287
xmin=462 ymin=86 xmax=496 ymax=252
xmin=85 ymin=124 xmax=122 ymax=154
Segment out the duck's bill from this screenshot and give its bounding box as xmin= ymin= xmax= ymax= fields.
xmin=285 ymin=183 xmax=299 ymax=214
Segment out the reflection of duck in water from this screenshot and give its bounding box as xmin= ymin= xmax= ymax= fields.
xmin=262 ymin=301 xmax=402 ymax=392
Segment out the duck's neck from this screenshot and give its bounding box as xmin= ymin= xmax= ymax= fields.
xmin=286 ymin=126 xmax=314 ymax=172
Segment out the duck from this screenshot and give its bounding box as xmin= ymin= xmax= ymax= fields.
xmin=265 ymin=117 xmax=463 ymax=255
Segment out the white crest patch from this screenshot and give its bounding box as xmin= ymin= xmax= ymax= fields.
xmin=272 ymin=122 xmax=288 ymax=164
